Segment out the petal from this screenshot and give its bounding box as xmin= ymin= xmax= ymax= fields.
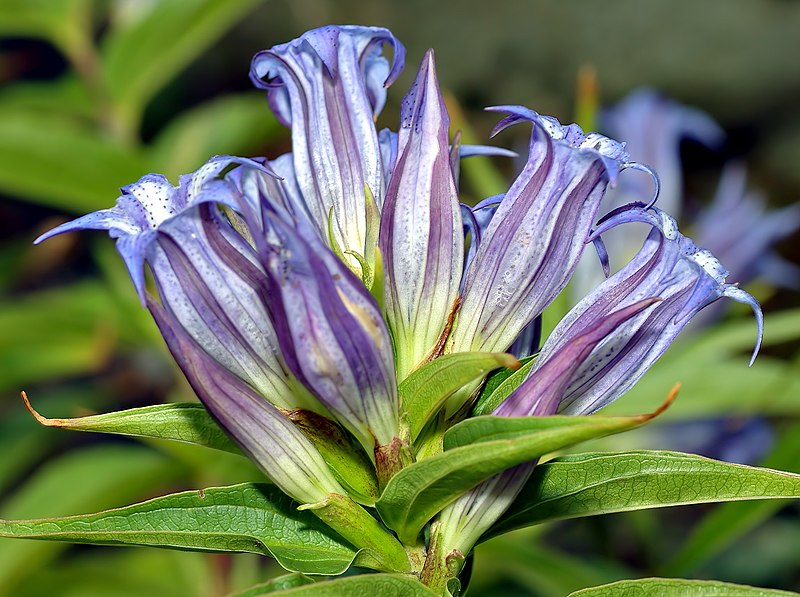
xmin=148 ymin=297 xmax=343 ymax=505
xmin=379 ymin=50 xmax=464 ymax=379
xmin=258 ymin=215 xmax=399 ymax=455
xmin=35 ymin=156 xmax=274 ymax=300
xmin=250 ymin=26 xmax=405 ymax=274
xmin=452 ymin=109 xmax=629 ymax=353
xmin=548 ymin=205 xmax=763 ymax=416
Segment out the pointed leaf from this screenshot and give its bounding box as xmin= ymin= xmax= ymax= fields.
xmin=260 ymin=574 xmax=437 ymax=596
xmin=22 ymin=397 xmax=240 ymax=454
xmin=227 ymin=574 xmax=313 ymax=596
xmin=400 ymin=352 xmax=519 ymax=440
xmin=569 ymin=578 xmax=799 ymax=596
xmin=471 ymin=355 xmax=535 ymax=416
xmin=664 ymin=422 xmax=800 ymax=576
xmin=488 ymin=450 xmax=800 ymax=539
xmin=0 ymin=483 xmax=359 ymax=575
xmin=376 ymin=408 xmax=664 ymax=543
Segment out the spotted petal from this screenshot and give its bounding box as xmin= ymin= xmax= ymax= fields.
xmin=551 ymin=204 xmax=763 ymax=415
xmin=379 ymin=50 xmax=463 ymax=379
xmin=451 ymin=107 xmax=631 ymax=354
xmin=250 ymin=26 xmax=405 ymax=275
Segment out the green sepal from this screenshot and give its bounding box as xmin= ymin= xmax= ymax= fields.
xmin=377 ymin=407 xmax=667 ymax=544
xmin=400 ymin=352 xmax=519 ymax=442
xmin=0 ymin=483 xmax=359 ymax=575
xmin=301 ymin=493 xmax=410 ymax=574
xmin=284 ymin=409 xmax=379 ymax=506
xmin=471 ymin=355 xmax=536 ymax=416
xmin=486 ymin=449 xmax=800 ymax=539
xmin=569 ymin=578 xmax=800 ymax=596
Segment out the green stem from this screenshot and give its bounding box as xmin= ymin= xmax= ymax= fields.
xmin=302 ymin=493 xmax=410 ymax=573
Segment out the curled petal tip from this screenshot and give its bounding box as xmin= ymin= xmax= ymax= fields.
xmin=621 ymin=161 xmax=661 ymax=207
xmin=722 ymin=285 xmax=764 ymax=366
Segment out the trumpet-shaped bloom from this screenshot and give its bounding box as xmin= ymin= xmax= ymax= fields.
xmin=436 ymin=299 xmax=659 ymax=557
xmin=34 ymin=24 xmax=767 ymax=583
xmin=451 ymin=107 xmax=632 ymax=354
xmin=250 ymin=26 xmax=405 ymax=276
xmin=257 ymin=213 xmax=400 ymax=455
xmin=149 ymin=296 xmax=343 ymax=504
xmin=34 ymin=156 xmax=310 ymax=412
xmin=696 ymin=165 xmax=800 ymax=289
xmin=436 ymin=208 xmax=762 ymax=559
xmin=561 ymin=203 xmax=763 ymax=415
xmin=379 ymin=50 xmax=463 ymax=379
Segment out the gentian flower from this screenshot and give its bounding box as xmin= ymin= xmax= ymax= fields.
xmin=451 ymin=108 xmax=647 ymax=356
xmin=33 ymin=24 xmax=765 ymax=588
xmin=696 ymin=165 xmax=800 ymax=289
xmin=379 ymin=50 xmax=463 ymax=379
xmin=249 ymin=25 xmax=405 ymax=280
xmin=433 ymin=206 xmax=763 ymax=567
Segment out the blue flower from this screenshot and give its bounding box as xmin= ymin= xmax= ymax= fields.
xmin=35 ymin=25 xmax=764 ymax=567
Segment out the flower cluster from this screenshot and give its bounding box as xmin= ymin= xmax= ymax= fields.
xmin=36 ymin=25 xmax=763 ymax=588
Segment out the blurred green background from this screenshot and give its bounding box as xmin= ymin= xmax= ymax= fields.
xmin=1 ymin=0 xmax=799 ymax=595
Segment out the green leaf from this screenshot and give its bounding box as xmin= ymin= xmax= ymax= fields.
xmin=488 ymin=450 xmax=800 ymax=538
xmin=664 ymin=422 xmax=800 ymax=576
xmin=257 ymin=574 xmax=438 ymax=596
xmin=149 ymin=93 xmax=281 ymax=180
xmin=400 ymin=352 xmax=519 ymax=441
xmin=471 ymin=355 xmax=535 ymax=416
xmin=568 ymin=577 xmax=799 ymax=596
xmin=0 ymin=483 xmax=358 ymax=576
xmin=377 ymin=409 xmax=662 ymax=544
xmin=0 ymin=109 xmax=146 ymax=212
xmin=101 ymin=0 xmax=260 ymax=128
xmin=0 ymin=0 xmax=90 ymax=53
xmin=227 ymin=574 xmax=314 ymax=596
xmin=0 ymin=445 xmax=187 ymax=593
xmin=22 ymin=398 xmax=240 ymax=454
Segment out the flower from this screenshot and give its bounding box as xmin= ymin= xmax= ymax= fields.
xmin=249 ymin=25 xmax=405 ymax=279
xmin=35 ymin=23 xmax=764 ymax=584
xmin=379 ymin=50 xmax=463 ymax=380
xmin=451 ymin=108 xmax=637 ymax=355
xmin=434 ymin=206 xmax=762 ymax=562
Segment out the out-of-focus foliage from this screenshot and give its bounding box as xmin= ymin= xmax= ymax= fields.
xmin=0 ymin=0 xmax=284 ymax=594
xmin=1 ymin=0 xmax=799 ymax=595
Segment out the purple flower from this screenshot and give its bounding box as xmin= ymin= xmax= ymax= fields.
xmin=696 ymin=165 xmax=800 ymax=289
xmin=250 ymin=26 xmax=405 ymax=279
xmin=379 ymin=50 xmax=463 ymax=379
xmin=436 ymin=299 xmax=659 ymax=557
xmin=33 ymin=24 xmax=767 ymax=581
xmin=451 ymin=107 xmax=633 ymax=354
xmin=34 ymin=156 xmax=315 ymax=413
xmin=257 ymin=214 xmax=399 ymax=456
